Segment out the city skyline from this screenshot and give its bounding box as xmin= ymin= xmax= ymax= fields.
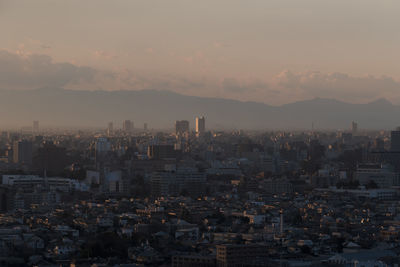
xmin=0 ymin=88 xmax=399 ymax=130
xmin=2 ymin=2 xmax=400 ymax=266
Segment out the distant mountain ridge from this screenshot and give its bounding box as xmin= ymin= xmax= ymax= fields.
xmin=0 ymin=88 xmax=398 ymax=129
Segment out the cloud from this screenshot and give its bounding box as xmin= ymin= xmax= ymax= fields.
xmin=2 ymin=50 xmax=400 ymax=105
xmin=220 ymin=77 xmax=268 ymax=94
xmin=213 ymin=42 xmax=231 ymax=48
xmin=78 ymin=70 xmax=211 ymax=94
xmin=92 ymin=50 xmax=118 ymax=60
xmin=275 ymin=70 xmax=400 ymax=103
xmin=27 ymin=38 xmax=51 ymax=50
xmin=0 ymin=51 xmax=213 ymax=93
xmin=0 ymin=50 xmax=96 ymax=90
xmin=183 ymin=51 xmax=206 ymax=65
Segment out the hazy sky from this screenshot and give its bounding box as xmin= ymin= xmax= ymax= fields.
xmin=1 ymin=0 xmax=400 ymax=105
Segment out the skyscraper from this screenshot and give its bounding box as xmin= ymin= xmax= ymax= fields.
xmin=123 ymin=120 xmax=133 ymax=133
xmin=13 ymin=140 xmax=33 ymax=165
xmin=107 ymin=122 xmax=113 ymax=136
xmin=175 ymin=120 xmax=189 ymax=135
xmin=33 ymin=121 xmax=39 ymax=132
xmin=195 ymin=116 xmax=205 ymax=134
xmin=351 ymin=121 xmax=358 ymax=135
xmin=33 ymin=142 xmax=68 ymax=175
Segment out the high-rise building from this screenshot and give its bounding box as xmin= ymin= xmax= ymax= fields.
xmin=107 ymin=122 xmax=113 ymax=135
xmin=33 ymin=142 xmax=67 ymax=175
xmin=151 ymin=167 xmax=206 ymax=197
xmin=176 ymin=167 xmax=206 ymax=197
xmin=373 ymin=138 xmax=385 ymax=151
xmin=352 ymin=121 xmax=358 ymax=135
xmin=340 ymin=132 xmax=352 ymax=145
xmin=195 ymin=116 xmax=205 ymax=134
xmin=391 ymin=129 xmax=400 ymax=152
xmin=123 ymin=120 xmax=133 ymax=133
xmin=150 ymin=171 xmax=177 ymax=196
xmin=13 ymin=140 xmax=33 ymax=165
xmin=147 ymin=144 xmax=176 ymax=159
xmin=95 ymin=138 xmax=111 ymax=154
xmin=95 ymin=137 xmax=111 ymax=164
xmin=33 ymin=121 xmax=39 ymax=132
xmin=144 ymin=123 xmax=148 ymax=131
xmin=175 ymin=120 xmax=189 ymax=135
xmin=0 ymin=185 xmax=13 ymax=212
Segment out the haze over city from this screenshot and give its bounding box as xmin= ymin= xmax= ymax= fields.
xmin=3 ymin=1 xmax=400 ymax=267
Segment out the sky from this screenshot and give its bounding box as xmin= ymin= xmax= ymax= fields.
xmin=1 ymin=0 xmax=400 ymax=105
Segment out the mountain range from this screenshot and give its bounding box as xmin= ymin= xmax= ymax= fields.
xmin=0 ymin=87 xmax=397 ymax=130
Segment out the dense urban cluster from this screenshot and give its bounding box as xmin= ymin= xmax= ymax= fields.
xmin=1 ymin=119 xmax=400 ymax=266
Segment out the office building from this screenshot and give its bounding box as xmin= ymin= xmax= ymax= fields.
xmin=195 ymin=116 xmax=205 ymax=134
xmin=355 ymin=163 xmax=398 ymax=188
xmin=151 ymin=171 xmax=178 ymax=196
xmin=0 ymin=185 xmax=14 ymax=212
xmin=144 ymin=123 xmax=148 ymax=131
xmin=216 ymin=244 xmax=268 ymax=267
xmin=151 ymin=167 xmax=206 ymax=197
xmin=123 ymin=120 xmax=133 ymax=133
xmin=95 ymin=137 xmax=111 ymax=164
xmin=33 ymin=121 xmax=39 ymax=132
xmin=175 ymin=120 xmax=189 ymax=135
xmin=33 ymin=142 xmax=67 ymax=175
xmin=391 ymin=129 xmax=400 ymax=152
xmin=95 ymin=138 xmax=111 ymax=154
xmin=177 ymin=167 xmax=206 ymax=197
xmin=264 ymin=178 xmax=294 ymax=194
xmin=172 ymin=255 xmax=216 ymax=267
xmin=147 ymin=145 xmax=176 ymax=159
xmin=13 ymin=140 xmax=33 ymax=165
xmin=340 ymin=132 xmax=352 ymax=145
xmin=2 ymin=175 xmax=87 ymax=192
xmin=352 ymin=121 xmax=358 ymax=135
xmin=104 ymin=170 xmax=125 ymax=194
xmin=107 ymin=122 xmax=113 ymax=135
xmin=373 ymin=138 xmax=385 ymax=151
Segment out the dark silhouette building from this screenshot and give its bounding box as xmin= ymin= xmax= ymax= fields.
xmin=175 ymin=120 xmax=190 ymax=135
xmin=391 ymin=130 xmax=400 ymax=152
xmin=33 ymin=142 xmax=68 ymax=175
xmin=147 ymin=145 xmax=176 ymax=159
xmin=13 ymin=140 xmax=33 ymax=165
